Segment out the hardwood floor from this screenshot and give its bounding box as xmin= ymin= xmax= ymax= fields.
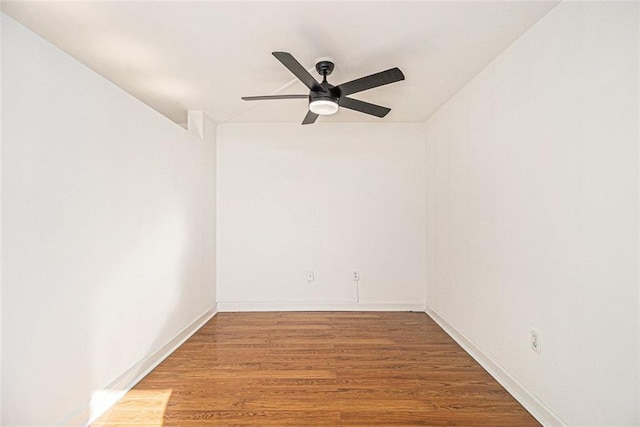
xmin=92 ymin=312 xmax=539 ymax=426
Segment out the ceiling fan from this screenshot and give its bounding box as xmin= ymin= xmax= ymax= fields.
xmin=242 ymin=52 xmax=405 ymax=125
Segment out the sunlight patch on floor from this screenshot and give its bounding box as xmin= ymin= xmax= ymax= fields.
xmin=90 ymin=389 xmax=172 ymax=426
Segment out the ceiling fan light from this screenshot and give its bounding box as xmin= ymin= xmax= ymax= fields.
xmin=309 ymin=99 xmax=339 ymax=115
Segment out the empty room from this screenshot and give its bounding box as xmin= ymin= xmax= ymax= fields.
xmin=1 ymin=1 xmax=638 ymax=426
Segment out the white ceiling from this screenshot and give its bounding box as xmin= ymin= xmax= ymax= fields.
xmin=2 ymin=1 xmax=558 ymax=125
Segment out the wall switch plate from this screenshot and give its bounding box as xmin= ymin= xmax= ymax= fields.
xmin=307 ymin=271 xmax=314 ymax=282
xmin=352 ymin=271 xmax=360 ymax=281
xmin=531 ymin=329 xmax=541 ymax=354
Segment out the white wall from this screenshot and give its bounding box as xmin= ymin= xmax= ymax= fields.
xmin=1 ymin=14 xmax=216 ymax=426
xmin=217 ymin=123 xmax=425 ymax=311
xmin=425 ymin=2 xmax=638 ymax=425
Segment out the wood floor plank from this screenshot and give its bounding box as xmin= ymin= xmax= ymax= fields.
xmin=92 ymin=312 xmax=539 ymax=426
xmin=162 ymin=410 xmax=342 ymax=426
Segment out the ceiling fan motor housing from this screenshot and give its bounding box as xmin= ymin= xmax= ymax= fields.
xmin=310 ymin=83 xmax=340 ymax=103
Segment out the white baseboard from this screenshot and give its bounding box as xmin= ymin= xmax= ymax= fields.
xmin=425 ymin=306 xmax=566 ymax=427
xmin=217 ymin=300 xmax=425 ymax=312
xmin=59 ymin=305 xmax=218 ymax=427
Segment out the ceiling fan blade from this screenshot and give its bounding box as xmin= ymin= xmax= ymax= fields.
xmin=242 ymin=94 xmax=308 ymax=101
xmin=272 ymin=52 xmax=325 ymax=92
xmin=302 ymin=110 xmax=319 ymax=125
xmin=339 ymin=97 xmax=391 ymax=118
xmin=335 ymin=67 xmax=405 ymax=96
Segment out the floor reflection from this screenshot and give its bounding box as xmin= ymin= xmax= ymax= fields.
xmin=91 ymin=389 xmax=172 ymax=426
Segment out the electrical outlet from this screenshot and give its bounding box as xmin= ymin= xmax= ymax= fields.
xmin=307 ymin=271 xmax=314 ymax=282
xmin=352 ymin=271 xmax=360 ymax=281
xmin=531 ymin=329 xmax=541 ymax=354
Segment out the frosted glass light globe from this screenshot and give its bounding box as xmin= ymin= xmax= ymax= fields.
xmin=309 ymin=99 xmax=339 ymax=115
